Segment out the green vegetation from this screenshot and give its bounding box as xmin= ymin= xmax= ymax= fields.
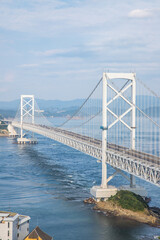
xmin=108 ymin=190 xmax=148 ymax=212
xmin=0 ymin=125 xmax=8 ymax=130
xmin=0 ymin=114 xmax=8 ymax=132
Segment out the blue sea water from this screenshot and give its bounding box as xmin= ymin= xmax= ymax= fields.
xmin=0 ymin=135 xmax=160 ymax=240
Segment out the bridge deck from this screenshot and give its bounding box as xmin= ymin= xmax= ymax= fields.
xmin=12 ymin=122 xmax=160 ymax=186
xmin=52 ymin=126 xmax=160 ymax=167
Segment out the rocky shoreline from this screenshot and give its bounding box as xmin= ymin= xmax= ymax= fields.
xmin=84 ymin=196 xmax=160 ymax=228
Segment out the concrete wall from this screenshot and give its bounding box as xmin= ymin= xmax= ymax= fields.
xmin=0 ymin=221 xmax=13 ymax=240
xmin=18 ymin=221 xmax=30 ymax=240
xmin=12 ymin=218 xmax=18 ymax=240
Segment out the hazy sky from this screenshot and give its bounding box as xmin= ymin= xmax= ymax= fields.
xmin=0 ymin=0 xmax=160 ymax=101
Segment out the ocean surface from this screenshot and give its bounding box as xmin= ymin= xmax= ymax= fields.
xmin=0 ymin=134 xmax=160 ymax=240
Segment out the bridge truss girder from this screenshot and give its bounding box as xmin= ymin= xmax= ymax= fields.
xmin=12 ymin=122 xmax=160 ymax=187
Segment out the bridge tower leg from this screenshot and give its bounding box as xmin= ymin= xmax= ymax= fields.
xmin=20 ymin=95 xmax=23 ymax=139
xmin=118 ymin=75 xmax=146 ymax=196
xmin=101 ymin=72 xmax=107 ymax=188
xmin=17 ymin=95 xmax=37 ymax=144
xmin=130 ymin=76 xmax=136 ymax=188
xmin=90 ymin=73 xmax=117 ymax=201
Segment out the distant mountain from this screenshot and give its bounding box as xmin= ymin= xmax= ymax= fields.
xmin=0 ymin=96 xmax=159 ymax=111
xmin=36 ymin=99 xmax=85 ymax=109
xmin=136 ymin=95 xmax=160 ymax=107
xmin=0 ymin=109 xmax=16 ymax=118
xmin=0 ymin=96 xmax=159 ymax=118
xmin=0 ymin=99 xmax=86 ymax=118
xmin=0 ymin=99 xmax=85 ymax=110
xmin=0 ymin=99 xmax=19 ymax=110
xmin=145 ymin=107 xmax=160 ymax=117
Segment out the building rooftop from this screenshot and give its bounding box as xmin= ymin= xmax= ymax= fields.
xmin=25 ymin=226 xmax=52 ymax=240
xmin=0 ymin=211 xmax=30 ymax=223
xmin=0 ymin=211 xmax=17 ymax=217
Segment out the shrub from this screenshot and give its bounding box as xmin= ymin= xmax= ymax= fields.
xmin=108 ymin=190 xmax=148 ymax=212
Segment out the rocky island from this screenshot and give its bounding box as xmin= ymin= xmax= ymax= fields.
xmin=84 ymin=190 xmax=160 ymax=227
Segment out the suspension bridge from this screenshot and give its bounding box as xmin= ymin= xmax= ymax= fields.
xmin=10 ymin=72 xmax=160 ymax=200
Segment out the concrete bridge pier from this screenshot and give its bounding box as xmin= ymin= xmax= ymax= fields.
xmin=90 ymin=166 xmax=147 ymax=201
xmin=17 ymin=137 xmax=37 ymax=144
xmin=90 ymin=184 xmax=147 ymax=202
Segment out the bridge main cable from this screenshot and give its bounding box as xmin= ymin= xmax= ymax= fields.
xmin=57 ymin=77 xmax=102 ymax=128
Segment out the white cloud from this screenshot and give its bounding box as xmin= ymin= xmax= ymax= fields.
xmin=41 ymin=68 xmax=100 ymax=77
xmin=0 ymin=0 xmax=160 ymax=100
xmin=4 ymin=73 xmax=15 ymax=83
xmin=35 ymin=48 xmax=77 ymax=57
xmin=128 ymin=9 xmax=153 ymax=18
xmin=43 ymin=60 xmax=57 ymax=65
xmin=0 ymin=0 xmax=122 ymax=37
xmin=19 ymin=63 xmax=39 ymax=68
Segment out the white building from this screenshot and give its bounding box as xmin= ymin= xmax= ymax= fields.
xmin=0 ymin=211 xmax=30 ymax=240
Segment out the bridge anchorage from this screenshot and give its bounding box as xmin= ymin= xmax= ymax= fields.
xmin=90 ymin=73 xmax=147 ymax=201
xmin=17 ymin=95 xmax=37 ymax=144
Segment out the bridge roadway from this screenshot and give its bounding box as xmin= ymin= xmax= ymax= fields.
xmin=12 ymin=121 xmax=160 ymax=187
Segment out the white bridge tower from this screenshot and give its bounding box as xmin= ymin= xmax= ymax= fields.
xmin=17 ymin=95 xmax=37 ymax=144
xmin=91 ymin=73 xmax=146 ymax=200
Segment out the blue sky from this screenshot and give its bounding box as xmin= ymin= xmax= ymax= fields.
xmin=0 ymin=0 xmax=160 ymax=101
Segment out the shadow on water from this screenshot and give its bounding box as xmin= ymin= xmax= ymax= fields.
xmin=17 ymin=143 xmax=90 ymax=201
